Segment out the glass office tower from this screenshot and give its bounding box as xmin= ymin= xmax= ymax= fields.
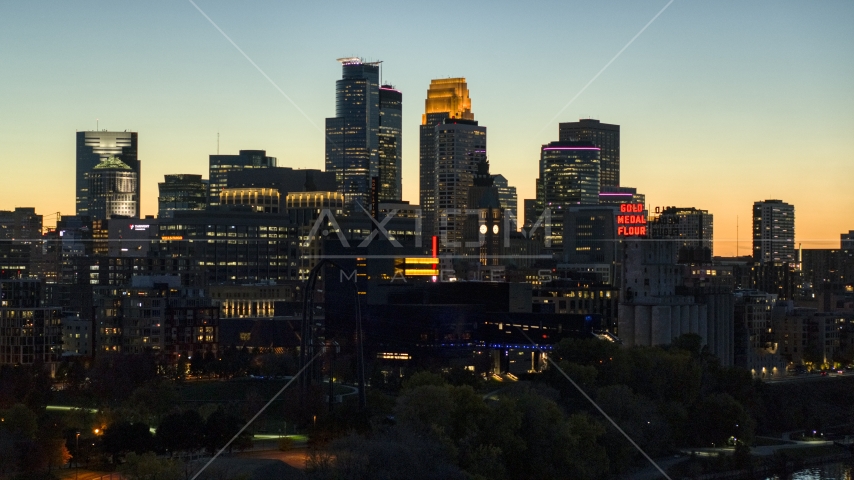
xmin=325 ymin=57 xmax=381 ymax=211
xmin=559 ymin=119 xmax=619 ymax=189
xmin=378 ymin=85 xmax=402 ymax=202
xmin=76 ymin=131 xmax=139 ymax=216
xmin=537 ymin=141 xmax=601 ymax=250
xmin=420 ymin=78 xmax=475 ymax=236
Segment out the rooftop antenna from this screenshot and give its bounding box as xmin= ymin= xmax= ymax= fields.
xmin=217 ymin=132 xmax=220 ymax=155
xmin=96 ymin=118 xmax=99 ymax=131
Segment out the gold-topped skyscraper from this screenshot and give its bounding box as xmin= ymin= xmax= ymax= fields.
xmin=420 ymin=78 xmax=475 ymax=237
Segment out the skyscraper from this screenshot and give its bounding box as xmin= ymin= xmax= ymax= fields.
xmin=491 ymin=174 xmax=517 ymax=213
xmin=537 ymin=141 xmax=601 ymax=250
xmin=559 ymin=119 xmax=619 ymax=188
xmin=753 ymin=199 xmax=795 ymax=263
xmin=158 ymin=174 xmax=208 ymax=219
xmin=88 ymin=156 xmax=138 ymax=220
xmin=378 ymin=85 xmax=402 ymax=202
xmin=435 ymin=118 xmax=487 ymax=253
xmin=76 ymin=131 xmax=140 ymax=216
xmin=420 ymin=78 xmax=474 ymax=236
xmin=208 ymin=150 xmax=277 ymax=207
xmin=326 ymin=57 xmax=381 ymax=211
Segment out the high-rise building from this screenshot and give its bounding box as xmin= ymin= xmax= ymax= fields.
xmin=326 ymin=57 xmax=381 ymax=211
xmin=753 ymin=199 xmax=795 ymax=263
xmin=208 ymin=150 xmax=276 ymax=207
xmin=158 ymin=174 xmax=207 ymax=219
xmin=491 ymin=174 xmax=517 ymax=213
xmin=88 ymin=157 xmax=138 ymax=220
xmin=435 ymin=118 xmax=487 ymax=254
xmin=76 ymin=131 xmax=140 ymax=216
xmin=0 ymin=208 xmax=42 ymax=279
xmin=0 ymin=279 xmax=62 ymax=374
xmin=537 ymin=141 xmax=601 ymax=250
xmin=559 ymin=119 xmax=619 ymax=188
xmin=420 ymin=78 xmax=474 ymax=236
xmin=378 ymin=85 xmax=402 ymax=202
xmin=649 ymin=207 xmax=714 ymax=257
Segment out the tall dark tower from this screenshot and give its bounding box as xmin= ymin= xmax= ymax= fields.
xmin=378 ymin=85 xmax=402 ymax=202
xmin=76 ymin=131 xmax=140 ymax=216
xmin=326 ymin=57 xmax=381 ymax=211
xmin=559 ymin=119 xmax=619 ymax=188
xmin=420 ymin=78 xmax=474 ymax=236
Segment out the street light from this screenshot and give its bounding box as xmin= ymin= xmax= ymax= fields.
xmin=75 ymin=432 xmax=80 ymax=480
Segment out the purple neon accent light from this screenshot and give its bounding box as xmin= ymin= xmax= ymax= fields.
xmin=599 ymin=193 xmax=634 ymax=196
xmin=380 ymin=87 xmax=401 ymax=93
xmin=542 ymin=147 xmax=600 ymax=151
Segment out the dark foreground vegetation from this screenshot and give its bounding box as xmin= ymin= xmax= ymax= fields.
xmin=3 ymin=334 xmax=854 ymax=479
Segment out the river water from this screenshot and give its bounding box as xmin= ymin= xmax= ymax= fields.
xmin=766 ymin=460 xmax=854 ymax=479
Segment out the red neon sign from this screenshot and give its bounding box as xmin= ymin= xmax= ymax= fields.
xmin=617 ymin=204 xmax=647 ymax=236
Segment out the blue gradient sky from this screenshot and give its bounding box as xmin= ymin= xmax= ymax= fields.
xmin=1 ymin=1 xmax=852 ymax=254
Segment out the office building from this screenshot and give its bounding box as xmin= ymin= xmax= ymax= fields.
xmin=492 ymin=174 xmax=517 ymax=213
xmin=559 ymin=119 xmax=619 ymax=188
xmin=378 ymin=85 xmax=403 ymax=202
xmin=753 ymin=199 xmax=795 ymax=263
xmin=88 ymin=157 xmax=139 ymax=220
xmin=76 ymin=131 xmax=140 ymax=216
xmin=325 ymin=57 xmax=381 ymax=210
xmin=219 ymin=188 xmax=281 ymax=213
xmin=0 ymin=279 xmax=62 ymax=375
xmin=536 ymin=141 xmax=601 ymax=251
xmin=434 ymin=118 xmax=487 ymax=254
xmin=208 ymin=150 xmax=277 ymax=206
xmin=0 ymin=208 xmax=42 ymax=279
xmin=420 ymin=78 xmax=474 ymax=237
xmin=649 ymin=207 xmax=714 ymax=257
xmin=158 ymin=174 xmax=207 ymax=219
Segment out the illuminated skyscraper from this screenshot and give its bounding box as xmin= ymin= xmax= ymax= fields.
xmin=378 ymin=85 xmax=402 ymax=202
xmin=559 ymin=119 xmax=619 ymax=188
xmin=536 ymin=141 xmax=600 ymax=250
xmin=435 ymin=118 xmax=486 ymax=253
xmin=491 ymin=174 xmax=517 ymax=213
xmin=326 ymin=57 xmax=381 ymax=211
xmin=76 ymin=131 xmax=140 ymax=216
xmin=753 ymin=199 xmax=795 ymax=263
xmin=420 ymin=78 xmax=474 ymax=236
xmin=88 ymin=157 xmax=138 ymax=220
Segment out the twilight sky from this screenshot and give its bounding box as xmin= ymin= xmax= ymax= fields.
xmin=1 ymin=1 xmax=852 ymax=255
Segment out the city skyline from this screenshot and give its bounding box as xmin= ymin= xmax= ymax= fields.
xmin=1 ymin=1 xmax=852 ymax=254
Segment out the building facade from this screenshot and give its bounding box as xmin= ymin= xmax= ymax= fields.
xmin=537 ymin=141 xmax=601 ymax=251
xmin=434 ymin=119 xmax=487 ymax=254
xmin=208 ymin=150 xmax=277 ymax=207
xmin=753 ymin=199 xmax=795 ymax=263
xmin=649 ymin=207 xmax=714 ymax=257
xmin=0 ymin=279 xmax=62 ymax=375
xmin=378 ymin=85 xmax=403 ymax=202
xmin=558 ymin=119 xmax=619 ymax=189
xmin=325 ymin=58 xmax=381 ymax=211
xmin=420 ymin=78 xmax=475 ymax=237
xmin=158 ymin=174 xmax=207 ymax=219
xmin=76 ymin=131 xmax=140 ymax=216
xmin=88 ymin=157 xmax=139 ymax=220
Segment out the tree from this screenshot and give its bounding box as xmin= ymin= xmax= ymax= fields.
xmin=119 ymin=452 xmax=183 ymax=480
xmin=203 ymin=408 xmax=251 ymax=454
xmin=156 ymin=410 xmax=204 ymax=455
xmin=102 ymin=422 xmax=155 ymax=462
